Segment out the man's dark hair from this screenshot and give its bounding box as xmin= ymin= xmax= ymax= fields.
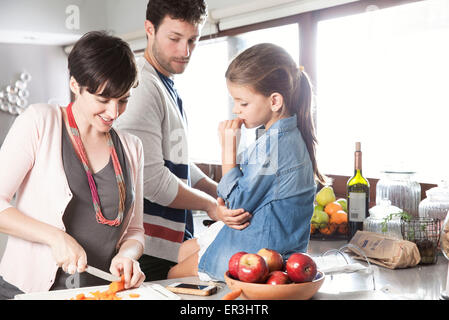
xmin=68 ymin=31 xmax=138 ymax=98
xmin=146 ymin=0 xmax=208 ymax=31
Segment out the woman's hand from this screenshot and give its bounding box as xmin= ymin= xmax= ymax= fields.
xmin=218 ymin=119 xmax=243 ymax=175
xmin=110 ymin=240 xmax=145 ymax=289
xmin=110 ymin=255 xmax=145 ymax=289
xmin=49 ymin=230 xmax=87 ymax=275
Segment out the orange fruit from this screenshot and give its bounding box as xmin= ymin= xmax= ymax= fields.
xmin=329 ymin=210 xmax=348 ymax=225
xmin=338 ymin=223 xmax=348 ymax=234
xmin=311 ymin=224 xmax=316 ymax=234
xmin=319 ymin=224 xmax=337 ymax=235
xmin=324 ymin=202 xmax=343 ymax=216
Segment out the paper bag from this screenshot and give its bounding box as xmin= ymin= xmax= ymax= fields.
xmin=347 ymin=230 xmax=421 ymax=269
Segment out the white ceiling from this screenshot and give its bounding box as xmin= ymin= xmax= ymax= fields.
xmin=0 ymin=30 xmax=81 ymax=46
xmin=0 ymin=0 xmax=359 ymax=46
xmin=207 ymin=0 xmax=301 ymax=20
xmin=205 ymin=0 xmax=358 ymax=32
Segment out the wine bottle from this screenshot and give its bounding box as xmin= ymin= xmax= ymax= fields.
xmin=347 ymin=142 xmax=370 ymax=240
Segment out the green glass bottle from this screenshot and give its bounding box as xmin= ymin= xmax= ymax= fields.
xmin=347 ymin=142 xmax=370 ymax=240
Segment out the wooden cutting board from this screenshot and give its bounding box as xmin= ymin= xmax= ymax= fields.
xmin=14 ymin=283 xmax=181 ymax=300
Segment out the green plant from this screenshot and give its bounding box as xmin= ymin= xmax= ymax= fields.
xmin=381 ymin=211 xmax=411 ymax=233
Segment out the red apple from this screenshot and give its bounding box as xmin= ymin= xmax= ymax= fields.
xmin=237 ymin=253 xmax=269 ymax=283
xmin=265 ymin=271 xmax=291 ymax=285
xmin=286 ymin=253 xmax=317 ymax=283
xmin=228 ymin=251 xmax=247 ymax=279
xmin=257 ymin=248 xmax=284 ymax=273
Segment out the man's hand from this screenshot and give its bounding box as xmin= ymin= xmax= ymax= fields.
xmin=215 ymin=197 xmax=251 ymax=230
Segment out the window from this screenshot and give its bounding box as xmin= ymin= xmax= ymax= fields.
xmin=176 ymin=23 xmax=300 ymax=164
xmin=175 ymin=38 xmax=229 ymax=164
xmin=316 ymin=0 xmax=449 ymax=184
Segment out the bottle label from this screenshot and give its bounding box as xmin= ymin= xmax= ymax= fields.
xmin=349 ymin=192 xmax=366 ymax=222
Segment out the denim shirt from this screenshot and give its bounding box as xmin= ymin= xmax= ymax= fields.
xmin=198 ymin=115 xmax=316 ymax=281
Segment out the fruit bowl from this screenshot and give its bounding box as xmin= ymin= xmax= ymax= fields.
xmin=224 ymin=270 xmax=325 ymax=300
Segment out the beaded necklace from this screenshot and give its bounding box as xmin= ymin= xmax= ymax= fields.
xmin=65 ymin=102 xmax=125 ymax=226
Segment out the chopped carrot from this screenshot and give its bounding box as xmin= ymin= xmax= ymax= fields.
xmin=222 ymin=289 xmax=242 ymax=300
xmin=71 ymin=275 xmax=126 ymax=300
xmin=89 ymin=291 xmax=103 ymax=299
xmin=75 ymin=293 xmax=86 ymax=300
xmin=107 ymin=275 xmax=125 ymax=294
xmin=129 ymin=293 xmax=140 ymax=299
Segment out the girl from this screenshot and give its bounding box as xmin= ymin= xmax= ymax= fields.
xmin=0 ymin=31 xmax=145 ymax=298
xmin=167 ymin=43 xmax=326 ymax=281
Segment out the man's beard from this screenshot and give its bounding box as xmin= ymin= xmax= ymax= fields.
xmin=152 ymin=41 xmax=189 ymax=75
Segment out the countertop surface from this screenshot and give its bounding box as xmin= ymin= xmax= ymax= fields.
xmin=152 ymin=240 xmax=449 ymax=300
xmin=307 ymin=240 xmax=448 ymax=300
xmin=12 ymin=239 xmax=446 ymax=301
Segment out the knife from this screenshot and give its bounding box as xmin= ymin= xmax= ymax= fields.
xmin=85 ymin=265 xmax=121 ymax=282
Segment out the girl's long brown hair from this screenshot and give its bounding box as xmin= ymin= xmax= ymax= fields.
xmin=225 ymin=43 xmax=326 ymax=184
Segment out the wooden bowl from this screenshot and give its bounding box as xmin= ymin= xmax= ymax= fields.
xmin=224 ymin=271 xmax=325 ymax=300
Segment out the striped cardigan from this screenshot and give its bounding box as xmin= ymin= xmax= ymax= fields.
xmin=114 ymin=58 xmax=207 ymax=262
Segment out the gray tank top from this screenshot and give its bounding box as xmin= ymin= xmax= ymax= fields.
xmin=51 ymin=120 xmax=134 ymax=290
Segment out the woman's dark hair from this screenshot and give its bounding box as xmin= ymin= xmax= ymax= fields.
xmin=68 ymin=31 xmax=138 ymax=98
xmin=146 ymin=0 xmax=208 ymax=31
xmin=226 ymin=43 xmax=326 ymax=184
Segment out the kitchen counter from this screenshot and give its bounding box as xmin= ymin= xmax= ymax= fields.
xmin=14 ymin=239 xmax=445 ymax=301
xmin=152 ymin=240 xmax=449 ymax=300
xmin=307 ymin=240 xmax=448 ymax=300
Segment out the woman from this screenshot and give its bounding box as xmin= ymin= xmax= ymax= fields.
xmin=0 ymin=31 xmax=145 ymax=299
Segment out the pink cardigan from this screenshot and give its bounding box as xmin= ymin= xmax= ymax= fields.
xmin=0 ymin=104 xmax=145 ymax=293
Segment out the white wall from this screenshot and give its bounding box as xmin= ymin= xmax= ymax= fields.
xmin=0 ymin=113 xmax=16 ymax=149
xmin=0 ymin=43 xmax=70 ymax=145
xmin=105 ymin=0 xmax=147 ymax=36
xmin=0 ymin=43 xmax=70 ymax=258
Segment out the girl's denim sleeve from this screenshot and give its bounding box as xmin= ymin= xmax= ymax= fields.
xmin=216 ymin=166 xmax=242 ymax=199
xmin=217 ymin=163 xmax=276 ymax=214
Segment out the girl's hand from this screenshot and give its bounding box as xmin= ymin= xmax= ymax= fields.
xmin=218 ymin=119 xmax=243 ymax=174
xmin=50 ymin=230 xmax=87 ymax=275
xmin=218 ymin=118 xmax=243 ymax=149
xmin=110 ymin=255 xmax=145 ymax=289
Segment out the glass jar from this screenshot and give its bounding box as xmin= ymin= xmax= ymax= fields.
xmin=419 ymin=181 xmax=449 ymax=222
xmin=363 ymin=199 xmax=403 ymax=239
xmin=440 ymin=212 xmax=449 ymax=260
xmin=376 ymin=171 xmax=421 ymax=218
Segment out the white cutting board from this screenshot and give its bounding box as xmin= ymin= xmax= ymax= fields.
xmin=14 ymin=283 xmax=181 ymax=300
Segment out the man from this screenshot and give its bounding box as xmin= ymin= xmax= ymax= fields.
xmin=114 ymin=0 xmax=251 ymax=281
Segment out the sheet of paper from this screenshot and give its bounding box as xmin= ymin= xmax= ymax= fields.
xmin=314 ymin=255 xmax=369 ymax=274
